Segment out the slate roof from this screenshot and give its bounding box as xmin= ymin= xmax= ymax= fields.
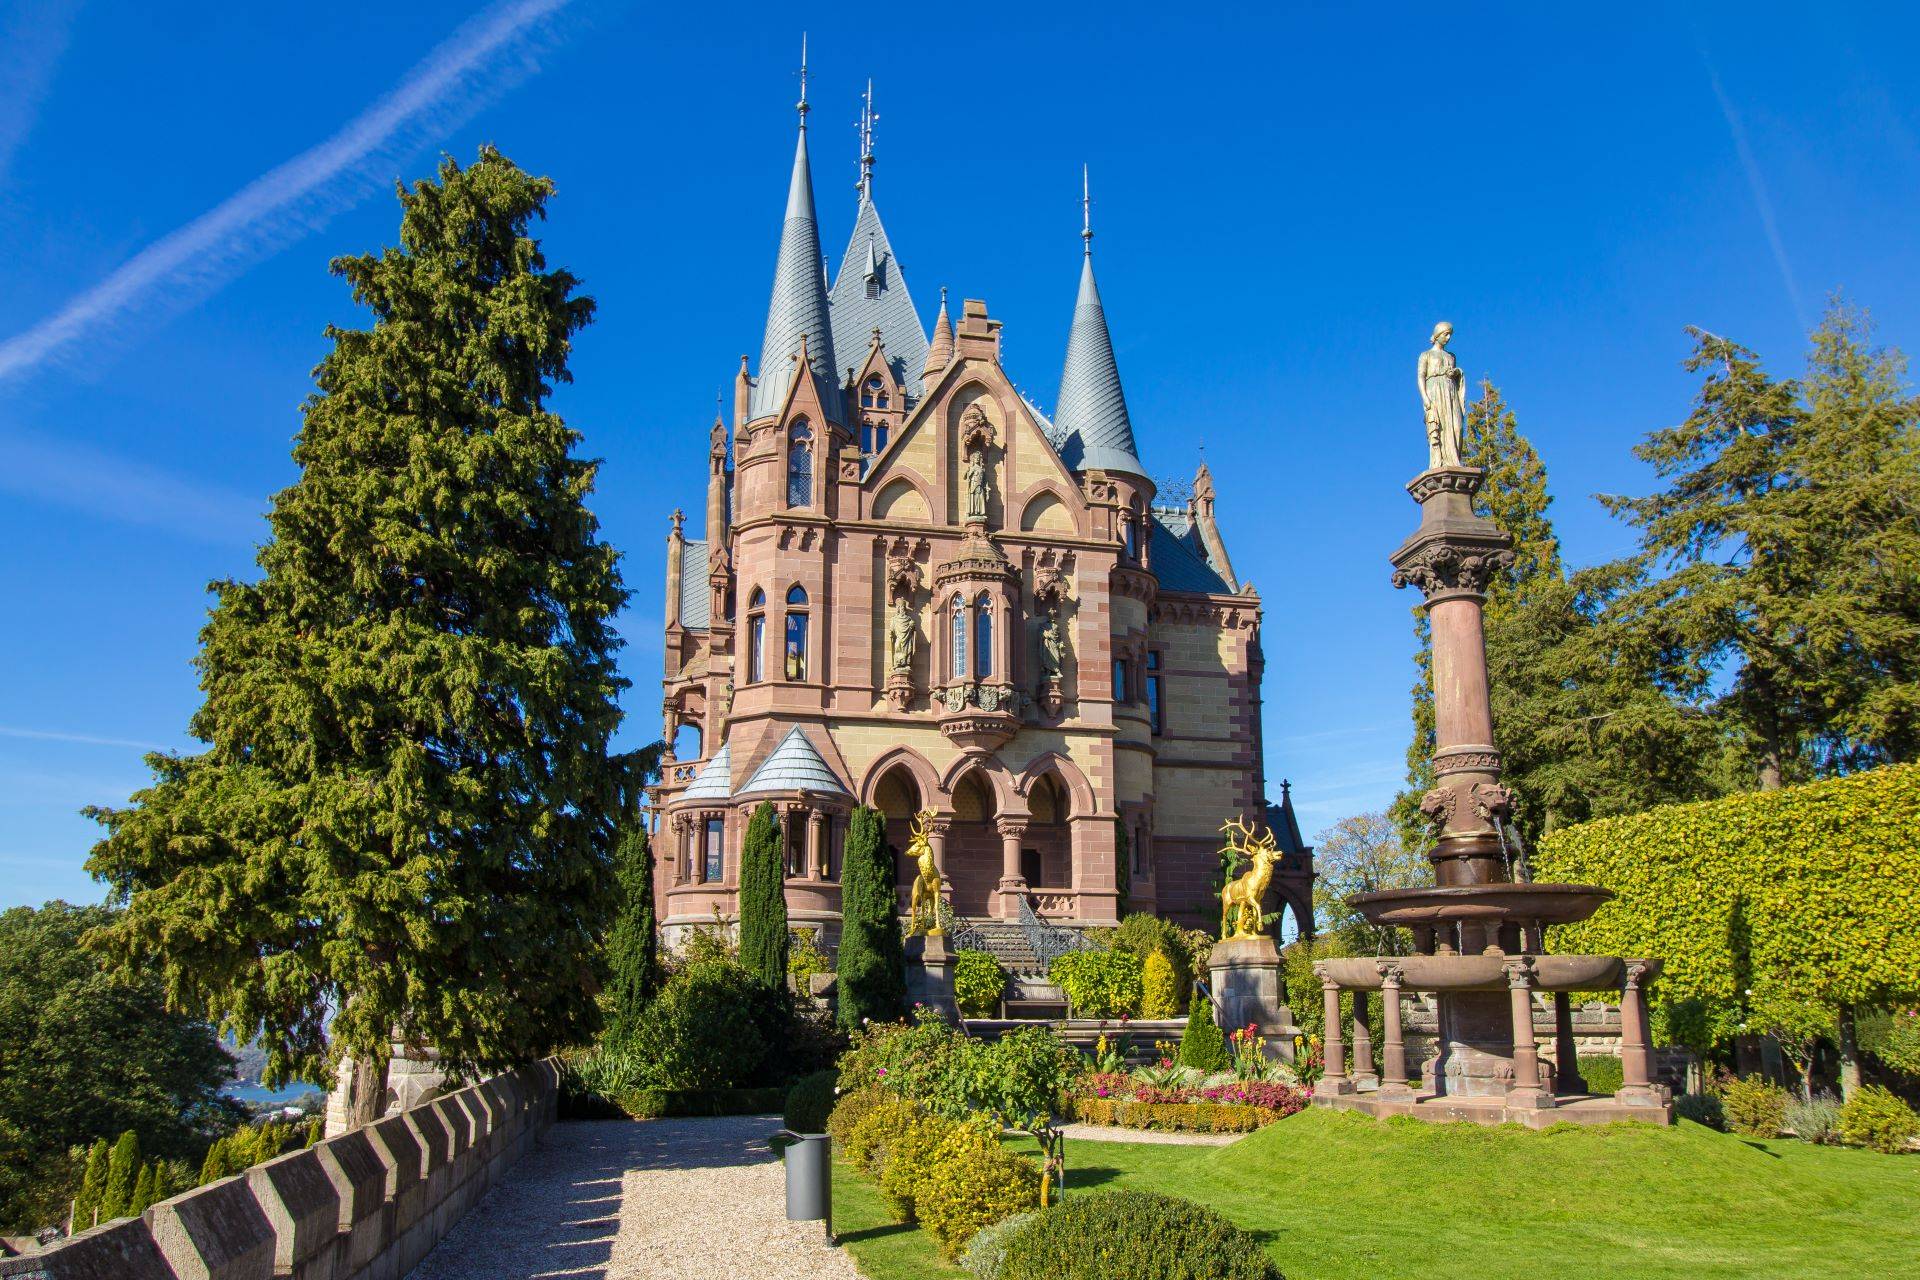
xmin=737 ymin=726 xmax=851 ymax=796
xmin=749 ymin=124 xmax=843 ymax=423
xmin=679 ymin=743 xmax=733 ymax=802
xmin=829 ymin=196 xmax=929 ymax=397
xmin=1055 ymin=251 xmax=1146 ymax=479
xmin=1150 ymin=511 xmax=1234 ymax=595
xmin=679 ymin=539 xmax=710 ymax=630
xmin=1267 ymin=781 xmax=1312 ymax=857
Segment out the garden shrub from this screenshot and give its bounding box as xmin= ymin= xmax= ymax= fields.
xmin=962 ymin=1210 xmax=1038 ymax=1280
xmin=1111 ymin=913 xmax=1192 ymax=998
xmin=915 ymin=1120 xmax=1042 ymax=1260
xmin=1141 ymin=949 xmax=1181 ymax=1019
xmin=955 ymin=950 xmax=1007 ymax=1017
xmin=1070 ymin=1097 xmax=1296 ymax=1133
xmin=1861 ymin=1007 xmax=1920 ymax=1077
xmin=843 ymin=1095 xmax=923 ymax=1172
xmin=1783 ymin=1092 xmax=1843 ymax=1145
xmin=971 ymin=1026 xmax=1081 ymax=1128
xmin=784 ymin=1069 xmax=838 ymax=1134
xmin=876 ymin=1110 xmax=956 ymax=1222
xmin=1673 ymin=1092 xmax=1724 ymax=1129
xmin=996 ymin=1188 xmax=1281 ymax=1280
xmin=826 ymin=1084 xmax=889 ymax=1148
xmin=632 ymin=959 xmax=789 ymax=1089
xmin=789 ymin=928 xmax=833 ymax=992
xmin=1838 ymin=1084 xmax=1920 ymax=1153
xmin=618 ymin=1086 xmax=788 ymax=1118
xmin=1720 ymin=1075 xmax=1789 ymax=1138
xmin=837 ymin=806 xmax=906 ymax=1031
xmin=1178 ymin=997 xmax=1229 ymax=1072
xmin=1574 ymin=1054 xmax=1623 ymax=1095
xmin=737 ymin=803 xmax=788 ymax=989
xmin=1050 ymin=949 xmax=1144 ymax=1017
xmin=840 ymin=1007 xmax=969 ymax=1104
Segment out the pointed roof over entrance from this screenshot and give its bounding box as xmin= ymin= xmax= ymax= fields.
xmin=750 ymin=93 xmax=843 ymax=423
xmin=1055 ymin=169 xmax=1146 ymax=479
xmin=738 ymin=727 xmax=851 ymax=796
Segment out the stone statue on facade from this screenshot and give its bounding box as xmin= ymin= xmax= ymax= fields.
xmin=886 ymin=597 xmax=916 ymax=674
xmin=963 ymin=445 xmax=990 ymax=522
xmin=1418 ymin=320 xmax=1466 ymax=470
xmin=1039 ymin=612 xmax=1065 ymax=679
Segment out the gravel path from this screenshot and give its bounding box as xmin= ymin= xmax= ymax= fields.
xmin=408 ymin=1116 xmax=863 ymax=1280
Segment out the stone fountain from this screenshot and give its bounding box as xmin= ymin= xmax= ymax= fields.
xmin=1309 ymin=324 xmax=1672 ymax=1127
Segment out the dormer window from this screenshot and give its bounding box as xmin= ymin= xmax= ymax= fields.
xmin=864 ymin=274 xmax=880 ymax=300
xmin=861 ymin=376 xmax=889 ymax=411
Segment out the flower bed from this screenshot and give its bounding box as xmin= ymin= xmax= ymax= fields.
xmin=1073 ymin=1068 xmax=1308 ymax=1132
xmin=1071 ymin=1096 xmax=1300 ymax=1133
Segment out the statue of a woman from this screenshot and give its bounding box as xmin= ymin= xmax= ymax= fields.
xmin=887 ymin=597 xmax=916 ymax=674
xmin=963 ymin=446 xmax=990 ymax=521
xmin=1039 ymin=612 xmax=1065 ymax=679
xmin=1418 ymin=321 xmax=1466 ymax=469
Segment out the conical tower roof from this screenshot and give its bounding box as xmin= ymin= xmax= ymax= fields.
xmin=750 ymin=119 xmax=843 ymax=422
xmin=923 ymin=288 xmax=954 ymax=380
xmin=1055 ymin=239 xmax=1145 ymax=478
xmin=829 ymin=197 xmax=929 ymax=395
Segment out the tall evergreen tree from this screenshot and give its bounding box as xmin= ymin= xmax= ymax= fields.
xmin=836 ymin=805 xmax=905 ymax=1029
xmin=100 ymin=1131 xmax=139 ymax=1221
xmin=74 ymin=1138 xmax=109 ymax=1226
xmin=84 ymin=147 xmax=628 ymax=1117
xmin=737 ymin=802 xmax=788 ymax=989
xmin=603 ymin=816 xmax=658 ymax=1049
xmin=128 ymin=1164 xmax=156 ymax=1216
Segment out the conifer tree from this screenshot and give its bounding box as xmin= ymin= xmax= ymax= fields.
xmin=836 ymin=805 xmax=905 ymax=1030
xmin=737 ymin=802 xmax=788 ymax=989
xmin=604 ymin=815 xmax=659 ymax=1049
xmin=129 ymin=1163 xmax=156 ymax=1216
xmin=100 ymin=1131 xmax=139 ymax=1220
xmin=83 ymin=147 xmax=627 ymax=1117
xmin=74 ymin=1138 xmax=109 ymax=1225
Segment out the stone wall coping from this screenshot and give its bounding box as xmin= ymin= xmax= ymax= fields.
xmin=0 ymin=1216 xmax=171 ymax=1279
xmin=404 ymin=1100 xmax=452 ymax=1172
xmin=145 ymin=1174 xmax=276 ymax=1280
xmin=244 ymin=1149 xmax=340 ymax=1273
xmin=366 ymin=1113 xmax=424 ymax=1196
xmin=311 ymin=1129 xmax=386 ymax=1230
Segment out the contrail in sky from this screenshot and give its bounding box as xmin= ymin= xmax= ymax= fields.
xmin=0 ymin=0 xmax=83 ymax=184
xmin=0 ymin=0 xmax=578 ymax=384
xmin=1703 ymin=58 xmax=1808 ymax=333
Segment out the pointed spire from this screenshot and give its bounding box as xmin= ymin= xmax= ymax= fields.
xmin=858 ymin=79 xmax=876 ymax=200
xmin=750 ymin=36 xmax=841 ymax=423
xmin=828 ymin=77 xmax=928 ymax=394
xmin=923 ymin=287 xmax=954 ymax=378
xmin=1056 ymin=168 xmax=1145 ymax=478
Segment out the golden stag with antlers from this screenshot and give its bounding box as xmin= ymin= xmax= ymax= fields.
xmin=906 ymin=809 xmax=944 ymax=937
xmin=1218 ymin=816 xmax=1282 ymax=941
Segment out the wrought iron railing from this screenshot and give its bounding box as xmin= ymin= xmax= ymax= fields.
xmin=1017 ymin=893 xmax=1094 ymax=973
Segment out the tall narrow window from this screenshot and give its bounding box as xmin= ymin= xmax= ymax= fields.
xmin=747 ymin=588 xmax=766 ymax=683
xmin=1146 ymin=650 xmax=1163 ymax=735
xmin=785 ymin=584 xmax=809 ymax=681
xmin=974 ymin=592 xmax=993 ymax=679
xmin=1124 ymin=516 xmax=1137 ymax=560
xmin=787 ymin=420 xmax=813 ymax=508
xmin=950 ymin=593 xmax=967 ymax=679
xmin=1112 ymin=658 xmax=1129 ymax=702
xmin=703 ymin=817 xmax=724 ymax=882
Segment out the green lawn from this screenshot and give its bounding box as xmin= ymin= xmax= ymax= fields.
xmin=831 ymin=1108 xmax=1920 ymax=1280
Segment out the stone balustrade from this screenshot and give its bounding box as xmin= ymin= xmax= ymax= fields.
xmin=0 ymin=1061 xmax=559 ymax=1280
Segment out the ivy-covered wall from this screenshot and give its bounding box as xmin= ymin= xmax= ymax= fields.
xmin=1535 ymin=764 xmax=1920 ymax=1051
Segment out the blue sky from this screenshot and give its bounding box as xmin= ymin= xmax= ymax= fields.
xmin=3 ymin=1 xmax=1918 ymax=908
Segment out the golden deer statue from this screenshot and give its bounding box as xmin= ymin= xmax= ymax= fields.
xmin=906 ymin=809 xmax=944 ymax=937
xmin=1218 ymin=816 xmax=1283 ymax=941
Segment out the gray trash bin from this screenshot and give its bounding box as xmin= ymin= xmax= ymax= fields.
xmin=781 ymin=1131 xmax=833 ymax=1235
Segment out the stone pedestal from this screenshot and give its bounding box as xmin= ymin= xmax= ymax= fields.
xmin=1208 ymin=936 xmax=1295 ymax=1061
xmin=905 ymin=934 xmax=957 ymax=1017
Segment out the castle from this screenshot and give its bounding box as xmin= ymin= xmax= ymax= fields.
xmin=652 ymin=81 xmax=1311 ymax=944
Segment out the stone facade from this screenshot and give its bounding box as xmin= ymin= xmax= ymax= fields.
xmin=651 ymin=99 xmax=1308 ymax=946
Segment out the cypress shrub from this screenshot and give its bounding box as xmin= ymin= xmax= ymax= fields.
xmin=737 ymin=802 xmax=788 ymax=989
xmin=99 ymin=1130 xmax=139 ymax=1220
xmin=1140 ymin=949 xmax=1181 ymax=1020
xmin=128 ymin=1164 xmax=156 ymax=1216
xmin=837 ymin=805 xmax=906 ymax=1030
xmin=74 ymin=1137 xmax=109 ymax=1225
xmin=1178 ymin=996 xmax=1229 ymax=1072
xmin=605 ymin=818 xmax=659 ymax=1048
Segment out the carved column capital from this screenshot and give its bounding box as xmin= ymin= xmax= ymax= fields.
xmin=1377 ymin=962 xmax=1405 ymax=988
xmin=995 ymin=818 xmax=1029 ymax=840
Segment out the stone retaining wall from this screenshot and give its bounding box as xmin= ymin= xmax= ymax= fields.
xmin=1 ymin=1061 xmax=559 ymax=1280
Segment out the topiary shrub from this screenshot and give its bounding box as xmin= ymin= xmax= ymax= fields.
xmin=1049 ymin=950 xmax=1144 ymax=1018
xmin=1784 ymin=1092 xmax=1843 ymax=1145
xmin=784 ymin=1069 xmax=838 ymax=1134
xmin=844 ymin=1095 xmax=924 ymax=1173
xmin=1674 ymin=1092 xmax=1724 ymax=1130
xmin=1720 ymin=1075 xmax=1789 ymax=1138
xmin=955 ymin=950 xmax=1007 ymax=1018
xmin=633 ymin=959 xmax=786 ymax=1089
xmin=1838 ymin=1084 xmax=1920 ymax=1153
xmin=1141 ymin=949 xmax=1181 ymax=1020
xmin=1111 ymin=914 xmax=1191 ymax=999
xmin=915 ymin=1120 xmax=1042 ymax=1260
xmin=827 ymin=1084 xmax=890 ymax=1149
xmin=996 ymin=1188 xmax=1281 ymax=1280
xmin=836 ymin=805 xmax=906 ymax=1031
xmin=1178 ymin=996 xmax=1229 ymax=1072
xmin=737 ymin=802 xmax=788 ymax=990
xmin=962 ymin=1210 xmax=1038 ymax=1280
xmin=876 ymin=1110 xmax=957 ymax=1223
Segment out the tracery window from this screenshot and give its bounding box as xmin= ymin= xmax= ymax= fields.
xmin=787 ymin=419 xmax=813 ymax=508
xmin=950 ymin=592 xmax=967 ymax=679
xmin=785 ymin=584 xmax=810 ymax=681
xmin=974 ymin=592 xmax=993 ymax=679
xmin=747 ymin=588 xmax=766 ymax=683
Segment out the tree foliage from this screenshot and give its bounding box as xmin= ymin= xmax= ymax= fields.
xmin=1309 ymin=811 xmax=1428 ymax=954
xmin=82 ymin=147 xmax=627 ymax=1086
xmin=837 ymin=805 xmax=905 ymax=1029
xmin=1536 ymin=765 xmax=1920 ymax=1064
xmin=736 ymin=802 xmax=788 ymax=989
xmin=604 ymin=814 xmax=658 ymax=1050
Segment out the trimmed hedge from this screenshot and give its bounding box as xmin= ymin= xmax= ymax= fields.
xmin=1536 ymin=764 xmax=1920 ymax=1051
xmin=784 ymin=1069 xmax=838 ymax=1134
xmin=613 ymin=1086 xmax=789 ymax=1118
xmin=1050 ymin=949 xmax=1145 ymax=1018
xmin=1069 ymin=1096 xmax=1289 ymax=1133
xmin=993 ymin=1189 xmax=1281 ymax=1280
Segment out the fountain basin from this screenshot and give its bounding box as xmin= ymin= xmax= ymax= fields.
xmin=1314 ymin=953 xmax=1654 ymax=991
xmin=1350 ymin=882 xmax=1612 ymax=931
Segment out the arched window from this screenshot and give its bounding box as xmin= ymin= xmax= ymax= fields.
xmin=974 ymin=592 xmax=993 ymax=679
xmin=862 ymin=376 xmax=884 ymax=408
xmin=787 ymin=419 xmax=813 ymax=508
xmin=747 ymin=588 xmax=766 ymax=683
xmin=785 ymin=584 xmax=809 ymax=681
xmin=950 ymin=592 xmax=967 ymax=680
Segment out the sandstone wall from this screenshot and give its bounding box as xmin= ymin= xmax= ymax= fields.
xmin=0 ymin=1061 xmax=559 ymax=1280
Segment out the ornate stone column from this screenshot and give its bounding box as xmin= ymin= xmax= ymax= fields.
xmin=1351 ymin=993 xmax=1378 ymax=1089
xmin=1378 ymin=963 xmax=1411 ymax=1095
xmin=807 ymin=810 xmax=826 ymax=880
xmin=1504 ymin=959 xmax=1551 ymax=1110
xmin=1616 ymin=961 xmax=1661 ymax=1106
xmin=995 ymin=818 xmax=1028 ymax=920
xmin=1315 ymin=974 xmax=1352 ymax=1098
